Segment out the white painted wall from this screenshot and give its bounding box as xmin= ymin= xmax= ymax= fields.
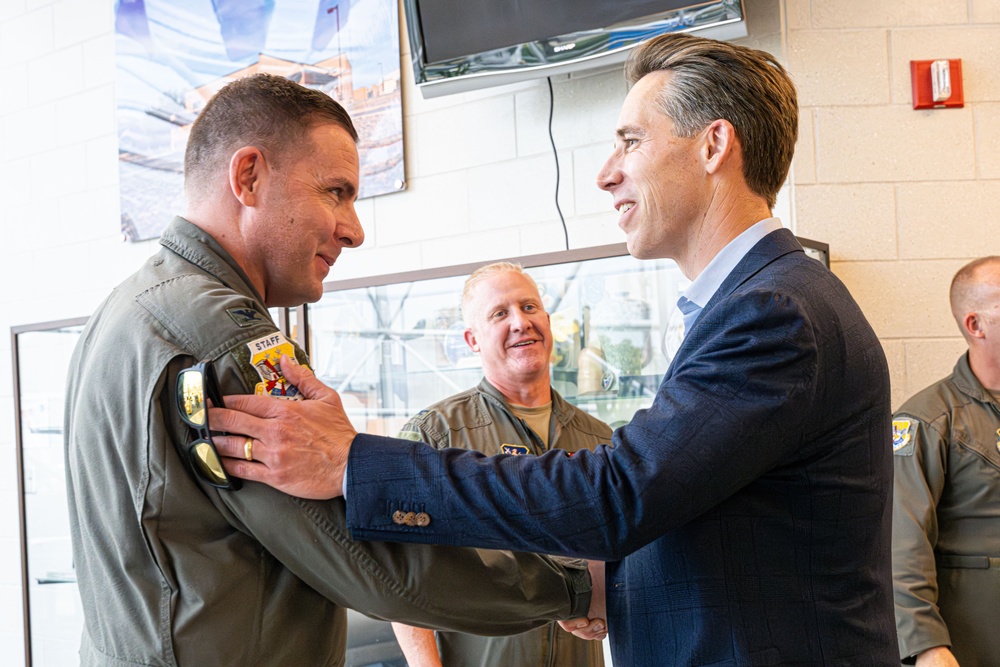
xmin=1 ymin=0 xmax=998 ymax=661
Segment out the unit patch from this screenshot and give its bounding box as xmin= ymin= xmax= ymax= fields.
xmin=892 ymin=419 xmax=914 ymax=455
xmin=246 ymin=332 xmax=303 ymax=400
xmin=501 ymin=444 xmax=531 ymax=456
xmin=226 ymin=307 xmax=265 ymax=328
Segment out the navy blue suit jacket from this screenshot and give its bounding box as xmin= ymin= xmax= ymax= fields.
xmin=346 ymin=230 xmax=898 ymax=665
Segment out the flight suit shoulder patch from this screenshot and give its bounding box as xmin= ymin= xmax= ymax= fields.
xmin=893 ymin=418 xmax=916 ymax=456
xmin=396 ymin=429 xmax=424 ymax=442
xmin=232 ymin=332 xmax=309 ymax=400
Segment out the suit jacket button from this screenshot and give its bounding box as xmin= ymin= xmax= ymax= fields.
xmin=392 ymin=510 xmax=406 ymax=525
xmin=415 ymin=512 xmax=431 ymax=527
xmin=403 ymin=511 xmax=417 ymax=526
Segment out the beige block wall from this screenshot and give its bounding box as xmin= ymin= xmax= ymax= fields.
xmin=785 ymin=0 xmax=1000 ymax=409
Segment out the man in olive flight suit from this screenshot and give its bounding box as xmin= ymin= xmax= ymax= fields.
xmin=391 ymin=262 xmax=611 ymax=667
xmin=64 ymin=74 xmax=595 ymax=666
xmin=893 ymin=256 xmax=1000 ymax=667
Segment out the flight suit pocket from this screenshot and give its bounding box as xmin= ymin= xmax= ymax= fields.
xmin=953 ymin=429 xmax=1000 ymax=472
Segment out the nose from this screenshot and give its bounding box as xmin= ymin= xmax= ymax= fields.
xmin=596 ymin=151 xmax=622 ymax=192
xmin=337 ymin=203 xmax=365 ymax=248
xmin=510 ymin=309 xmax=532 ymax=332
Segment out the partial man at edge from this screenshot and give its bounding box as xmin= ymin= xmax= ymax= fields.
xmin=893 ymin=256 xmax=1000 ymax=667
xmin=211 ymin=33 xmax=898 ymax=665
xmin=391 ymin=262 xmax=611 ymax=667
xmin=64 ymin=73 xmax=601 ymax=667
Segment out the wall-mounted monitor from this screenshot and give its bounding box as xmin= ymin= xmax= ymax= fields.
xmin=404 ymin=0 xmax=746 ymax=98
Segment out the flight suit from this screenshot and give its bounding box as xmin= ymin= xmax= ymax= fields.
xmin=892 ymin=353 xmax=1000 ymax=666
xmin=64 ymin=217 xmax=591 ymax=666
xmin=398 ymin=378 xmax=611 ymax=667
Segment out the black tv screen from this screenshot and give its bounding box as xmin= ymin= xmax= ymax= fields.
xmin=405 ymin=0 xmax=747 ymax=97
xmin=418 ymin=0 xmax=699 ymax=63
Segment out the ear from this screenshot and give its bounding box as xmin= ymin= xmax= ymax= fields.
xmin=702 ymin=119 xmax=737 ymax=176
xmin=229 ymin=146 xmax=267 ymax=206
xmin=964 ymin=312 xmax=986 ymax=340
xmin=464 ymin=328 xmax=481 ymax=353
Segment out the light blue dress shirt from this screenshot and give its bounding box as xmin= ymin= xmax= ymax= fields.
xmin=677 ymin=217 xmax=784 ymax=338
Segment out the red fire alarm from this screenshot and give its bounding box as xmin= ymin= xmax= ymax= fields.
xmin=911 ymin=59 xmax=964 ymax=109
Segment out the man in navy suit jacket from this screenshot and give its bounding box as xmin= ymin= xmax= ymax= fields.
xmin=214 ymin=33 xmax=898 ymax=665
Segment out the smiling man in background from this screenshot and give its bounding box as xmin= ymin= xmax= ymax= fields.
xmin=391 ymin=262 xmax=611 ymax=667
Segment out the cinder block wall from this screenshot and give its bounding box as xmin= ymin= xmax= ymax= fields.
xmin=1 ymin=0 xmax=997 ymax=660
xmin=786 ymin=0 xmax=1000 ymax=407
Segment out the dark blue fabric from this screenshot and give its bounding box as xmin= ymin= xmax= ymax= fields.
xmin=346 ymin=229 xmax=898 ymax=665
xmin=676 ymin=295 xmax=702 ymax=337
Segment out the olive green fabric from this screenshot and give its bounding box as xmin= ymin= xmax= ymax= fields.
xmin=892 ymin=353 xmax=1000 ymax=666
xmin=399 ymin=378 xmax=612 ymax=457
xmin=398 ymin=378 xmax=611 ymax=667
xmin=64 ymin=217 xmax=591 ymax=667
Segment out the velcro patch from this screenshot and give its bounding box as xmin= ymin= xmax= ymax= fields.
xmin=893 ymin=419 xmax=915 ymax=456
xmin=245 ymin=332 xmax=304 ymax=400
xmin=501 ymin=444 xmax=531 ymax=456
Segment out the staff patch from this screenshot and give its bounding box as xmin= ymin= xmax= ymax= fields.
xmin=893 ymin=419 xmax=914 ymax=455
xmin=246 ymin=332 xmax=303 ymax=400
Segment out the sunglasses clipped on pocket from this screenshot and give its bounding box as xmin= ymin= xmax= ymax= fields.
xmin=176 ymin=361 xmax=241 ymax=490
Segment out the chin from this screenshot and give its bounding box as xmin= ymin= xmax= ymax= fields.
xmin=626 ymin=239 xmax=650 ymax=259
xmin=302 ymin=286 xmax=324 ymax=304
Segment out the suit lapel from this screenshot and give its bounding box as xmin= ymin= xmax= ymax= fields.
xmin=701 ymin=228 xmax=803 ymax=316
xmin=664 ymin=229 xmax=803 ymax=379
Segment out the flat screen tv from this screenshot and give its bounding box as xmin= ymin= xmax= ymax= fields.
xmin=404 ymin=0 xmax=747 ymax=98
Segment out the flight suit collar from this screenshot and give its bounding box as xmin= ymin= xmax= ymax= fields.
xmin=159 ymin=216 xmax=266 ymax=306
xmin=476 ymin=377 xmax=575 ymax=427
xmin=952 ymin=352 xmax=998 ymax=407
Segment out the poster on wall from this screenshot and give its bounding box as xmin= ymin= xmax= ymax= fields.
xmin=113 ymin=0 xmax=404 ymax=242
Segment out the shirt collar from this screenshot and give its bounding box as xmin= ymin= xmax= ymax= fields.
xmin=160 ymin=216 xmax=266 ymax=305
xmin=682 ymin=217 xmax=784 ymax=308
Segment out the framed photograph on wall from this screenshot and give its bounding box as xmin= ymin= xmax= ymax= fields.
xmin=113 ymin=0 xmax=405 ymax=242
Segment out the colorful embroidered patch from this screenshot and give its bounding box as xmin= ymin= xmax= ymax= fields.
xmin=246 ymin=332 xmax=303 ymax=400
xmin=892 ymin=419 xmax=913 ymax=453
xmin=226 ymin=307 xmax=265 ymax=328
xmin=501 ymin=444 xmax=531 ymax=456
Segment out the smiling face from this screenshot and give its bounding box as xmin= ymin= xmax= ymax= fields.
xmin=245 ymin=123 xmax=364 ymax=307
xmin=463 ymin=270 xmax=553 ymax=395
xmin=596 ymin=70 xmax=707 ymax=263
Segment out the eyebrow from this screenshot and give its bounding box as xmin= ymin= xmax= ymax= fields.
xmin=615 ymin=124 xmax=645 ymax=139
xmin=328 ymin=177 xmax=358 ymax=200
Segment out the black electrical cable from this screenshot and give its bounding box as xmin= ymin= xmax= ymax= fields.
xmin=547 ymin=77 xmax=569 ymax=251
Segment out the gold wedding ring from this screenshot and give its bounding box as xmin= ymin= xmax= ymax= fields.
xmin=244 ymin=436 xmax=254 ymax=462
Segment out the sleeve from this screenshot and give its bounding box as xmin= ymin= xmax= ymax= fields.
xmin=201 ymin=330 xmax=593 ymax=634
xmin=891 ymin=414 xmax=952 ymax=661
xmin=345 ymin=288 xmax=820 ymax=561
xmin=396 ymin=410 xmax=449 ymax=450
